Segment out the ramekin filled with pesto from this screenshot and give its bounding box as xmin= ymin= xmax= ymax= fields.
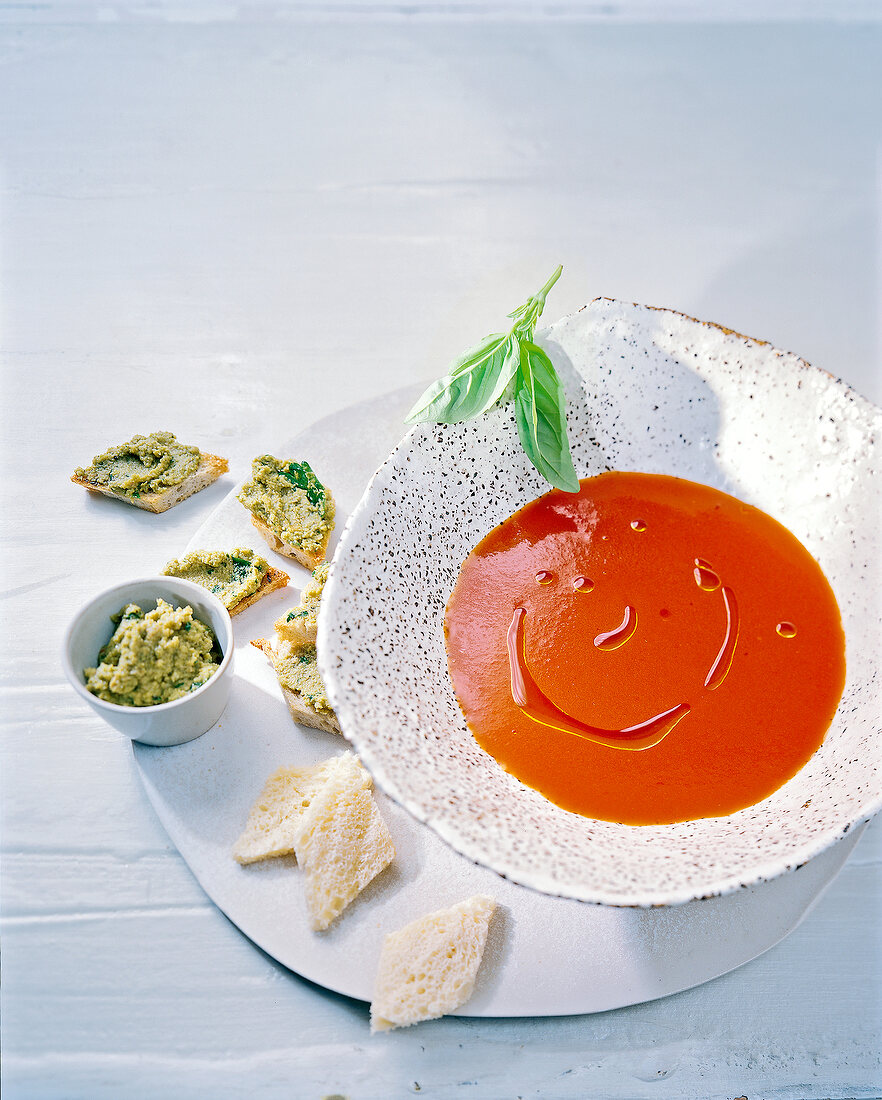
xmin=63 ymin=577 xmax=234 ymax=746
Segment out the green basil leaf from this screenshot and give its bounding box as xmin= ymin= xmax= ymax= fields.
xmin=513 ymin=340 xmax=580 ymax=493
xmin=403 ymin=266 xmax=575 ymax=493
xmin=405 ymin=332 xmax=519 ymax=425
xmin=281 ymin=461 xmax=325 ymax=505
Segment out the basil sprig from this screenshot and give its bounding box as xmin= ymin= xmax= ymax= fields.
xmin=405 ymin=266 xmax=579 ymax=492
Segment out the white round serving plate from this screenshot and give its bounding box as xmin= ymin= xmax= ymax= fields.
xmin=133 ymin=370 xmax=868 ymax=1016
xmin=320 ymin=298 xmax=882 ymax=908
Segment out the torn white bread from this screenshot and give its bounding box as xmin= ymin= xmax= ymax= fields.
xmin=292 ymin=752 xmax=395 ymax=931
xmin=232 ymin=759 xmax=338 ymax=865
xmin=233 ymin=753 xmax=395 ymax=931
xmin=370 ymin=894 xmax=497 ymax=1032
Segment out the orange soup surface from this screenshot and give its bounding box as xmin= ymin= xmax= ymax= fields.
xmin=444 ymin=472 xmax=845 ymax=825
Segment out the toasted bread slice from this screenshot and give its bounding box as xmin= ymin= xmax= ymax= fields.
xmin=237 ymin=457 xmax=335 ymax=568
xmin=251 ymin=637 xmax=341 ymax=734
xmin=228 ymin=564 xmax=289 ymax=615
xmin=371 ymin=895 xmax=497 ymax=1031
xmin=247 ymin=512 xmax=332 ymax=570
xmin=72 ymin=451 xmax=228 ymax=513
xmin=274 ymin=562 xmax=329 ymax=646
xmin=163 ymin=548 xmax=289 ymax=614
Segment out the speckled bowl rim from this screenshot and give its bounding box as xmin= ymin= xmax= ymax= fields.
xmin=319 ymin=299 xmax=881 ymax=907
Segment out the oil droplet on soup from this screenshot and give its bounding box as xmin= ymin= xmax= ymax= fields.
xmin=443 ymin=471 xmax=845 ymax=825
xmin=693 ymin=558 xmax=721 ymax=591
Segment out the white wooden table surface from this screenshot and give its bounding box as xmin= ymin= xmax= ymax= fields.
xmin=2 ymin=5 xmax=880 ymax=1098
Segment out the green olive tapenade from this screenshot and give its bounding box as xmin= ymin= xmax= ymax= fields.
xmin=84 ymin=599 xmax=221 ymax=707
xmin=72 ymin=432 xmax=228 ymax=512
xmin=237 ymin=456 xmax=335 ymax=568
xmin=163 ymin=548 xmax=269 ymax=610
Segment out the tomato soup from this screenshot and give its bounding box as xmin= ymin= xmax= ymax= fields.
xmin=444 ymin=472 xmax=845 ymax=825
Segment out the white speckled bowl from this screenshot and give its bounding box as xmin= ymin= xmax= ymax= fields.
xmin=318 ymin=298 xmax=882 ymax=907
xmin=64 ymin=576 xmax=234 ymax=747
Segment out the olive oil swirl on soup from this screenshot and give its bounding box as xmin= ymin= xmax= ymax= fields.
xmin=444 ymin=472 xmax=846 ymax=826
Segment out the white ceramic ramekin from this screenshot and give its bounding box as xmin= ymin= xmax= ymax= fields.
xmin=63 ymin=576 xmax=235 ymax=747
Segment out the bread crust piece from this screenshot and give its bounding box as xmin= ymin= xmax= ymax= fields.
xmin=248 ymin=511 xmax=333 ymax=570
xmin=371 ymin=895 xmax=497 ymax=1031
xmin=232 ymin=759 xmax=339 ymax=864
xmin=251 ymin=638 xmax=341 ymax=734
xmin=71 ymin=452 xmax=228 ymax=513
xmin=274 ymin=562 xmax=330 ymax=645
xmin=228 ymin=565 xmax=289 ymax=616
xmin=232 ymin=752 xmax=395 ymax=931
xmin=292 ymin=752 xmax=395 ymax=931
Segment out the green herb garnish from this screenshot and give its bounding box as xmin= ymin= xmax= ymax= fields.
xmin=281 ymin=460 xmax=325 ymax=506
xmin=405 ymin=265 xmax=579 ymax=492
